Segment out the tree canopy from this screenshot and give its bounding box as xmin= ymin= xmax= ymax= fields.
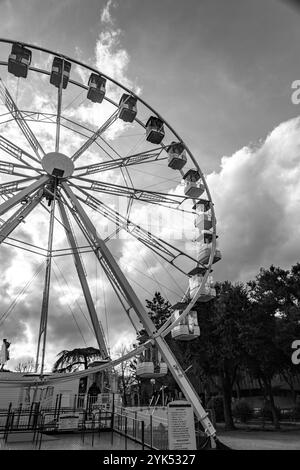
xmin=52 ymin=347 xmax=103 ymax=373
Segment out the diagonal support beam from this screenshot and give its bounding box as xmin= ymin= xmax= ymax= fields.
xmin=0 ymin=134 xmax=42 ymax=169
xmin=71 ymin=110 xmax=119 ymax=163
xmin=57 ymin=198 xmax=109 ymax=358
xmin=0 ymin=191 xmax=43 ymax=244
xmin=0 ymin=176 xmax=38 ymax=197
xmin=0 ymin=78 xmax=45 ymax=160
xmin=0 ymin=175 xmax=49 ymax=216
xmin=62 ymin=182 xmax=216 ymax=439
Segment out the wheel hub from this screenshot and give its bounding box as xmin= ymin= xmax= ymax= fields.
xmin=41 ymin=152 xmax=74 ymax=178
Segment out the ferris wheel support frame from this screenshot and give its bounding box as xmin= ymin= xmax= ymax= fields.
xmin=57 ymin=197 xmax=109 ymax=359
xmin=0 ymin=191 xmax=43 ymax=243
xmin=0 ymin=176 xmax=49 ymax=216
xmin=62 ymin=182 xmax=217 ymax=439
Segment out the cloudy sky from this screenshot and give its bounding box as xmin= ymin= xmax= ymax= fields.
xmin=1 ymin=0 xmax=300 ymax=370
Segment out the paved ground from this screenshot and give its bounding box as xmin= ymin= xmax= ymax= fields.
xmin=218 ymin=429 xmax=300 ymax=450
xmin=0 ymin=432 xmax=143 ymax=450
xmin=2 ymin=429 xmax=300 ymax=451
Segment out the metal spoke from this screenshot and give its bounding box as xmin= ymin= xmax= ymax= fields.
xmin=0 ymin=192 xmax=43 ymax=244
xmin=72 ymin=177 xmax=189 ymax=208
xmin=0 ymin=176 xmax=38 ymax=197
xmin=55 ymin=61 xmax=64 ymax=152
xmin=0 ymin=78 xmax=45 ymax=161
xmin=74 ymin=185 xmax=201 ymax=274
xmin=0 ymin=175 xmax=49 ymax=216
xmin=0 ymin=160 xmax=39 ymax=178
xmin=71 ymin=110 xmax=119 ymax=163
xmin=0 ymin=134 xmax=43 ymax=169
xmin=73 ymin=148 xmax=167 ymax=177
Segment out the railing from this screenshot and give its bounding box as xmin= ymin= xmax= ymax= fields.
xmin=0 ymin=401 xmax=114 ymax=449
xmin=112 ymin=411 xmax=146 ymax=450
xmin=0 ymin=399 xmax=212 ymax=450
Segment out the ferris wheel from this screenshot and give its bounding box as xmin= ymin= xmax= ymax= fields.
xmin=0 ymin=39 xmax=221 ymax=440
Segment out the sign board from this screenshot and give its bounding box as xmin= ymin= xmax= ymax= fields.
xmin=167 ymin=400 xmax=196 ymax=450
xmin=58 ymin=413 xmax=80 ymax=430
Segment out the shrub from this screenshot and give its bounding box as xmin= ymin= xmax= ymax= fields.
xmin=232 ymin=399 xmax=254 ymax=423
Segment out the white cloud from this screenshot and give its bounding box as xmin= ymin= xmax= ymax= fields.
xmin=100 ymin=0 xmax=115 ymax=25
xmin=208 ymin=115 xmax=300 ymax=282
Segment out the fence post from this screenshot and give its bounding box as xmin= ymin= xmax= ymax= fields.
xmin=4 ymin=403 xmax=12 ymax=442
xmin=111 ymin=412 xmax=114 ymax=446
xmin=32 ymin=402 xmax=40 ymax=440
xmin=38 ymin=414 xmax=45 ymax=450
xmin=92 ymin=414 xmax=95 ymax=447
xmin=73 ymin=394 xmax=77 ymax=412
xmin=98 ymin=409 xmax=102 ymax=438
xmin=150 ymin=414 xmax=153 ymax=449
xmin=58 ymin=394 xmax=62 ymax=420
xmin=54 ymin=394 xmax=59 ymax=419
xmin=16 ymin=402 xmax=22 ymax=429
xmin=28 ymin=401 xmax=34 ymax=430
xmin=142 ymin=420 xmax=145 ymax=450
xmin=134 ymin=411 xmax=137 ymax=438
xmin=111 ymin=393 xmax=115 ymax=430
xmin=125 ymin=416 xmax=128 ymax=450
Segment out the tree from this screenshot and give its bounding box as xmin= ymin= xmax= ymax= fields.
xmin=243 ymin=264 xmax=300 ymax=428
xmin=137 ymin=291 xmax=172 ymax=343
xmin=52 ymin=347 xmax=102 ymax=372
xmin=192 ymin=281 xmax=250 ymax=429
xmin=114 ymin=344 xmax=138 ymax=406
xmin=135 ymin=292 xmax=181 ymax=404
xmin=15 ymin=357 xmax=35 ymax=373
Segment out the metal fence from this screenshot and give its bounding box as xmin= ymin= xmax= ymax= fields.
xmin=0 ymin=399 xmax=212 ymax=450
xmin=0 ymin=401 xmax=114 ymax=449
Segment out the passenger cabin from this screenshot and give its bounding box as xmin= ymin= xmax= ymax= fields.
xmin=118 ymin=94 xmax=137 ymax=122
xmin=136 ymin=346 xmax=167 ymax=378
xmin=167 ymin=142 xmax=187 ymax=170
xmin=145 ymin=116 xmax=165 ymax=144
xmin=192 ymin=199 xmax=211 ymax=213
xmin=195 ymin=212 xmax=213 ymax=231
xmin=193 ymin=199 xmax=213 ymax=230
xmin=188 ymin=266 xmax=216 ymax=302
xmin=196 ymin=230 xmax=222 ymax=265
xmin=87 ymin=73 xmax=106 ymax=103
xmin=171 ymin=305 xmax=200 ymax=341
xmin=8 ymin=44 xmax=32 ymax=78
xmin=183 ymin=169 xmax=205 ymax=198
xmin=50 ymin=57 xmax=71 ymax=89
